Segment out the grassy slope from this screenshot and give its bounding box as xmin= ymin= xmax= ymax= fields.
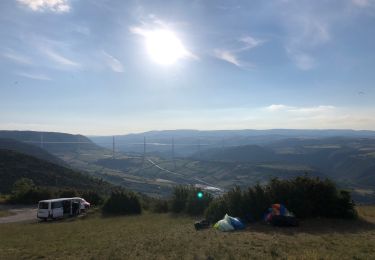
xmin=1 ymin=206 xmax=375 ymax=259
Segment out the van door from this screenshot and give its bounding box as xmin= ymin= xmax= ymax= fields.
xmin=37 ymin=202 xmax=50 ymax=219
xmin=51 ymin=201 xmax=64 ymax=218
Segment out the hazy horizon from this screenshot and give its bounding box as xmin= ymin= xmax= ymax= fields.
xmin=2 ymin=127 xmax=375 ymax=137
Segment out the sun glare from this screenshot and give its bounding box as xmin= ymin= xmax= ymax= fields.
xmin=144 ymin=29 xmax=189 ymax=65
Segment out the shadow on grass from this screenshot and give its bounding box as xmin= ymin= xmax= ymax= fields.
xmin=247 ymin=217 xmax=375 ymax=235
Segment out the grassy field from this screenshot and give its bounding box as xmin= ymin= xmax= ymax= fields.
xmin=1 ymin=207 xmax=375 ymax=259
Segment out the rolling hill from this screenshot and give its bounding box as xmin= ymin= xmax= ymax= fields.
xmin=193 ymin=137 xmax=375 ymax=189
xmin=90 ymin=129 xmax=375 ymax=157
xmin=0 ymin=138 xmax=67 ymax=167
xmin=0 ymin=149 xmax=109 ymax=194
xmin=0 ymin=130 xmax=105 ymax=155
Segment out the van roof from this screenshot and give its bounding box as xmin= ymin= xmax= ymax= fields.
xmin=38 ymin=198 xmax=80 ymax=203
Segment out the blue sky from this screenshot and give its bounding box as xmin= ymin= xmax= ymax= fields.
xmin=0 ymin=0 xmax=374 ymax=135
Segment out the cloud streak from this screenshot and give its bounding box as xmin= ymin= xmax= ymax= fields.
xmin=265 ymin=104 xmax=336 ymax=114
xmin=2 ymin=50 xmax=32 ymax=65
xmin=102 ymin=51 xmax=124 ymax=72
xmin=277 ymin=1 xmax=332 ymax=70
xmin=213 ymin=49 xmax=241 ymax=67
xmin=17 ymin=0 xmax=70 ymax=13
xmin=15 ymin=71 xmax=51 ymax=81
xmin=213 ymin=35 xmax=264 ymax=68
xmin=42 ymin=48 xmax=80 ymax=68
xmin=352 ymin=0 xmax=372 ymax=7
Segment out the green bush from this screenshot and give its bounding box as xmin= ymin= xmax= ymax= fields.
xmin=102 ymin=190 xmax=141 ymax=215
xmin=10 ymin=187 xmax=55 ymax=204
xmin=9 ymin=178 xmax=55 ymax=204
xmin=205 ymin=176 xmax=357 ymax=222
xmin=185 ymin=190 xmax=213 ymax=216
xmin=170 ymin=186 xmax=190 ymax=213
xmin=170 ymin=186 xmax=213 ymax=215
xmin=204 ymin=198 xmax=228 ymax=222
xmin=80 ymin=190 xmax=104 ymax=206
xmin=151 ymin=198 xmax=169 ymax=213
xmin=58 ymin=189 xmax=78 ymax=198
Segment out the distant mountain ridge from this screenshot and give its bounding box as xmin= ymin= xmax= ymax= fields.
xmin=90 ymin=129 xmax=375 ymax=157
xmin=0 ymin=130 xmax=105 ymax=154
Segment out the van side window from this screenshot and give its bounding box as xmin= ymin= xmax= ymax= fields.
xmin=52 ymin=201 xmax=63 ymax=209
xmin=39 ymin=202 xmax=49 ymax=209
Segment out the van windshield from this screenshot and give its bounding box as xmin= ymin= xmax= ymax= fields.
xmin=39 ymin=202 xmax=49 ymax=209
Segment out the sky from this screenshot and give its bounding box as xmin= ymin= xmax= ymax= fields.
xmin=0 ymin=0 xmax=375 ymax=135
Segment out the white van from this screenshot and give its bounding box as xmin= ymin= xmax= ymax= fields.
xmin=37 ymin=197 xmax=87 ymax=220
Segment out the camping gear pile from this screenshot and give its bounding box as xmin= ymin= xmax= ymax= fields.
xmin=264 ymin=204 xmax=298 ymax=227
xmin=194 ymin=219 xmax=210 ymax=230
xmin=194 ymin=204 xmax=299 ymax=231
xmin=213 ymin=214 xmax=245 ymax=232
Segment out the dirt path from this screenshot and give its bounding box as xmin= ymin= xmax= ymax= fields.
xmin=0 ymin=205 xmax=37 ymax=224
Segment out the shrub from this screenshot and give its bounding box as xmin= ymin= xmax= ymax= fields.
xmin=80 ymin=190 xmax=104 ymax=206
xmin=102 ymin=190 xmax=141 ymax=215
xmin=58 ymin=189 xmax=78 ymax=198
xmin=151 ymin=198 xmax=169 ymax=213
xmin=204 ymin=198 xmax=228 ymax=222
xmin=9 ymin=178 xmax=55 ymax=204
xmin=12 ymin=178 xmax=35 ymax=194
xmin=185 ymin=189 xmax=213 ymax=216
xmin=170 ymin=186 xmax=190 ymax=213
xmin=242 ymin=183 xmax=271 ymax=221
xmin=170 ymin=186 xmax=213 ymax=215
xmin=205 ymin=176 xmax=357 ymax=222
xmin=10 ymin=187 xmax=55 ymax=204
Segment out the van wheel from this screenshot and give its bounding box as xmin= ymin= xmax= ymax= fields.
xmin=43 ymin=218 xmax=47 ymax=222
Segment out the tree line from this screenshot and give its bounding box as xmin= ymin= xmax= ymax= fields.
xmin=3 ymin=176 xmax=357 ymax=220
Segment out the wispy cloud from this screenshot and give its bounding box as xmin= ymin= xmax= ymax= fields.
xmin=265 ymin=104 xmax=336 ymax=114
xmin=213 ymin=49 xmax=241 ymax=67
xmin=17 ymin=0 xmax=70 ymax=13
xmin=42 ymin=48 xmax=80 ymax=68
xmin=2 ymin=50 xmax=32 ymax=65
xmin=213 ymin=35 xmax=264 ymax=68
xmin=277 ymin=1 xmax=331 ymax=70
xmin=102 ymin=51 xmax=124 ymax=73
xmin=265 ymin=104 xmax=291 ymax=112
xmin=352 ymin=0 xmax=372 ymax=7
xmin=239 ymin=36 xmax=265 ymax=51
xmin=286 ymin=49 xmax=315 ymax=71
xmin=15 ymin=71 xmax=51 ymax=81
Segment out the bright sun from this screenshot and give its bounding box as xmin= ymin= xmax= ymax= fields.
xmin=144 ymin=29 xmax=189 ymax=65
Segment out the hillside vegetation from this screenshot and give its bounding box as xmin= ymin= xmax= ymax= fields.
xmin=0 ymin=149 xmax=108 ymax=194
xmin=0 ymin=138 xmax=66 ymax=166
xmin=0 ymin=130 xmax=105 ymax=154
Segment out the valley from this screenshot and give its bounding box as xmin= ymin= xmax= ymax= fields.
xmin=1 ymin=130 xmax=374 ymax=203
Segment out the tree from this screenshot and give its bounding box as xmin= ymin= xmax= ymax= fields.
xmin=12 ymin=178 xmax=35 ymax=195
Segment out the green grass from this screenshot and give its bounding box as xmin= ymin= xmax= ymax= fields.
xmin=1 ymin=207 xmax=375 ymax=259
